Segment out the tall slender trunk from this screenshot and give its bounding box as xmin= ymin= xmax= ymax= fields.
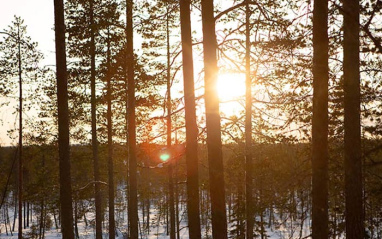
xmin=201 ymin=0 xmax=228 ymax=238
xmin=106 ymin=28 xmax=116 ymax=239
xmin=175 ymin=168 xmax=180 ymax=239
xmin=179 ymin=1 xmax=202 ymax=238
xmin=126 ymin=0 xmax=138 ymax=237
xmin=124 ymin=19 xmax=130 ymax=237
xmin=124 ymin=12 xmax=130 ymax=239
xmin=17 ymin=23 xmax=23 ymax=239
xmin=39 ymin=199 xmax=44 ymax=239
xmin=26 ymin=202 xmax=29 ymax=228
xmin=343 ymin=0 xmax=364 ymax=237
xmin=244 ymin=1 xmax=254 ymax=238
xmin=166 ymin=5 xmax=176 ymax=239
xmin=23 ymin=201 xmax=26 ymax=229
xmin=89 ymin=1 xmax=102 ymax=238
xmin=13 ymin=191 xmax=17 ymax=232
xmin=311 ymin=0 xmax=329 ymax=237
xmin=74 ymin=201 xmax=79 ymax=239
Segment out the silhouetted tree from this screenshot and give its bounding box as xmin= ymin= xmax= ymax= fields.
xmin=126 ymin=0 xmax=139 ymax=237
xmin=343 ymin=0 xmax=364 ymax=237
xmin=311 ymin=0 xmax=329 ymax=237
xmin=179 ymin=0 xmax=202 ymax=238
xmin=53 ymin=1 xmax=75 ymax=238
xmin=201 ymin=0 xmax=228 ymax=238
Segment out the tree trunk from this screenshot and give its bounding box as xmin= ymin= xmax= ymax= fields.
xmin=17 ymin=22 xmax=23 ymax=239
xmin=89 ymin=1 xmax=102 ymax=238
xmin=53 ymin=0 xmax=75 ymax=238
xmin=126 ymin=0 xmax=139 ymax=237
xmin=201 ymin=0 xmax=228 ymax=238
xmin=39 ymin=199 xmax=44 ymax=239
xmin=343 ymin=0 xmax=364 ymax=237
xmin=244 ymin=0 xmax=254 ymax=238
xmin=166 ymin=5 xmax=176 ymax=239
xmin=106 ymin=27 xmax=116 ymax=239
xmin=179 ymin=0 xmax=202 ymax=238
xmin=311 ymin=0 xmax=329 ymax=236
xmin=26 ymin=202 xmax=29 ymax=228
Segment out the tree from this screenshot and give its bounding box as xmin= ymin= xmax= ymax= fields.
xmin=88 ymin=1 xmax=103 ymax=238
xmin=53 ymin=1 xmax=75 ymax=239
xmin=244 ymin=0 xmax=254 ymax=238
xmin=343 ymin=0 xmax=364 ymax=236
xmin=311 ymin=0 xmax=329 ymax=237
xmin=126 ymin=0 xmax=139 ymax=237
xmin=179 ymin=0 xmax=202 ymax=238
xmin=105 ymin=28 xmax=116 ymax=239
xmin=65 ymin=0 xmax=122 ymax=236
xmin=0 ymin=16 xmax=44 ymax=239
xmin=201 ymin=0 xmax=228 ymax=238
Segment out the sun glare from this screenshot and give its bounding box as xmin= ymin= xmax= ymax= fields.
xmin=217 ymin=73 xmax=246 ymax=115
xmin=217 ymin=73 xmax=245 ymax=102
xmin=217 ymin=73 xmax=246 ymax=102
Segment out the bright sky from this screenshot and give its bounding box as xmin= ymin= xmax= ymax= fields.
xmin=0 ymin=1 xmax=55 ymax=146
xmin=0 ymin=0 xmax=247 ymax=146
xmin=0 ymin=0 xmax=55 ymax=65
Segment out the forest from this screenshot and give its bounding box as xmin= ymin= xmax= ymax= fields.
xmin=0 ymin=0 xmax=381 ymax=238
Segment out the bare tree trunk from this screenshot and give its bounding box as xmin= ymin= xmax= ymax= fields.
xmin=53 ymin=1 xmax=75 ymax=238
xmin=26 ymin=202 xmax=29 ymax=228
xmin=39 ymin=199 xmax=44 ymax=239
xmin=175 ymin=164 xmax=180 ymax=239
xmin=179 ymin=0 xmax=202 ymax=238
xmin=89 ymin=1 xmax=102 ymax=238
xmin=201 ymin=0 xmax=228 ymax=238
xmin=106 ymin=27 xmax=116 ymax=239
xmin=166 ymin=5 xmax=176 ymax=239
xmin=343 ymin=0 xmax=364 ymax=237
xmin=17 ymin=23 xmax=23 ymax=239
xmin=311 ymin=0 xmax=329 ymax=237
xmin=126 ymin=0 xmax=138 ymax=237
xmin=244 ymin=1 xmax=254 ymax=238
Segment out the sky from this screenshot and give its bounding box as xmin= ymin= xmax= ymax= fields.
xmin=0 ymin=0 xmax=247 ymax=146
xmin=0 ymin=0 xmax=55 ymax=146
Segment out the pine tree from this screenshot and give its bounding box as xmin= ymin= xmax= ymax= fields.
xmin=179 ymin=0 xmax=202 ymax=238
xmin=343 ymin=0 xmax=364 ymax=237
xmin=201 ymin=0 xmax=228 ymax=238
xmin=0 ymin=16 xmax=44 ymax=239
xmin=126 ymin=0 xmax=139 ymax=237
xmin=311 ymin=0 xmax=329 ymax=237
xmin=53 ymin=1 xmax=75 ymax=238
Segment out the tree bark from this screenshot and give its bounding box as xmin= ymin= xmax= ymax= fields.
xmin=343 ymin=0 xmax=364 ymax=237
xmin=179 ymin=1 xmax=202 ymax=238
xmin=53 ymin=0 xmax=75 ymax=238
xmin=311 ymin=0 xmax=329 ymax=237
xmin=166 ymin=5 xmax=176 ymax=239
xmin=106 ymin=28 xmax=116 ymax=239
xmin=17 ymin=22 xmax=23 ymax=239
xmin=201 ymin=0 xmax=228 ymax=238
xmin=126 ymin=0 xmax=139 ymax=237
xmin=89 ymin=1 xmax=102 ymax=238
xmin=244 ymin=1 xmax=254 ymax=238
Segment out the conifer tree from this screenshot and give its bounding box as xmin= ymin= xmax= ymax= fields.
xmin=201 ymin=0 xmax=228 ymax=238
xmin=0 ymin=16 xmax=44 ymax=239
xmin=179 ymin=0 xmax=202 ymax=238
xmin=53 ymin=0 xmax=75 ymax=238
xmin=343 ymin=0 xmax=364 ymax=237
xmin=311 ymin=0 xmax=329 ymax=237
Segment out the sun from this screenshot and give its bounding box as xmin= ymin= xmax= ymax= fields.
xmin=217 ymin=73 xmax=246 ymax=102
xmin=217 ymin=72 xmax=246 ymax=115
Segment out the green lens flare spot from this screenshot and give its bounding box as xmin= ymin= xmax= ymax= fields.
xmin=160 ymin=153 xmax=170 ymax=162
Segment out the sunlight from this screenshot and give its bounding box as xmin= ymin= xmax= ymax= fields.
xmin=217 ymin=72 xmax=246 ymax=115
xmin=217 ymin=72 xmax=246 ymax=102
